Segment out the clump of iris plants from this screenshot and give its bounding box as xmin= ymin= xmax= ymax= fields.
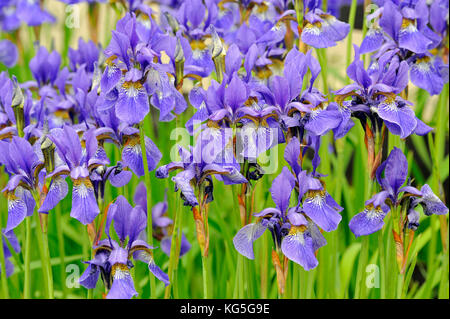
xmin=0 ymin=0 xmax=448 ymax=300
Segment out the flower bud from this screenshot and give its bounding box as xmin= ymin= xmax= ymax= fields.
xmin=11 ymin=76 xmax=25 ymax=138
xmin=41 ymin=136 xmax=56 ymax=174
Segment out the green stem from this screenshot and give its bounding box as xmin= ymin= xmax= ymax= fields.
xmin=33 ymin=211 xmax=53 ymax=299
xmin=164 ymin=194 xmax=183 ymax=299
xmin=0 ymin=209 xmax=9 ymax=299
xmin=202 ymin=253 xmax=209 ymax=299
xmin=139 ymin=120 xmax=156 ymax=298
xmin=23 ymin=218 xmax=31 ymax=299
xmin=55 ymin=204 xmax=67 ymax=299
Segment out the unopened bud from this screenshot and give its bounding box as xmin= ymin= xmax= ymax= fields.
xmin=175 ymin=38 xmax=185 ymax=88
xmin=210 ymin=26 xmax=225 ymax=84
xmin=164 ymin=11 xmax=179 ymax=34
xmin=11 ymin=76 xmax=25 ymax=138
xmin=41 ymin=136 xmax=56 ymax=174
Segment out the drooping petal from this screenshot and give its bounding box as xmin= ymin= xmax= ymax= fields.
xmin=106 ymin=264 xmax=138 ymax=299
xmin=281 ymin=226 xmax=318 ymax=271
xmin=116 ymin=81 xmax=149 ymax=125
xmin=270 ymin=167 xmax=295 ymax=213
xmin=232 ymin=221 xmax=268 ymax=260
xmin=71 ymin=178 xmax=99 ymax=225
xmin=302 ymin=190 xmax=342 ymax=232
xmin=39 ymin=177 xmax=68 ymax=213
xmin=349 ymin=205 xmax=388 ymax=237
xmin=419 ymin=184 xmax=449 ymax=216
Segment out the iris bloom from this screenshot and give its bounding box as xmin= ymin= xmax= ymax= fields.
xmin=79 ymin=195 xmax=169 ymax=299
xmin=46 ymin=125 xmax=109 ymax=224
xmin=156 ymin=134 xmax=247 ymax=207
xmin=349 ymin=147 xmax=449 ymax=237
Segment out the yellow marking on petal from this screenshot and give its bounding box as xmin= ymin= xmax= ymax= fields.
xmin=401 ymin=18 xmax=415 ymax=29
xmin=288 ymin=225 xmax=307 ymax=235
xmin=111 ymin=263 xmax=130 ymax=279
xmin=105 ymin=55 xmax=118 ymax=66
xmin=191 ymin=40 xmax=207 ymax=51
xmin=416 ymin=56 xmax=431 ymax=64
xmin=122 ymin=81 xmax=143 ymax=90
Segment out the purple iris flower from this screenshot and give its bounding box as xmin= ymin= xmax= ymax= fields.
xmin=156 ymin=133 xmax=247 ymax=207
xmin=301 ymin=8 xmax=350 ymax=48
xmin=45 ymin=125 xmax=109 ymax=225
xmin=79 ymin=196 xmax=169 ymax=298
xmin=284 ymin=137 xmax=343 ymax=231
xmin=233 ymin=166 xmax=328 ymax=271
xmin=349 ymin=147 xmax=448 ymax=237
xmin=360 ymin=0 xmax=448 ymax=95
xmin=0 ymin=39 xmax=18 ymax=68
xmin=334 ymin=45 xmax=432 ymax=140
xmin=0 ymin=229 xmax=20 ymax=277
xmin=0 ymin=0 xmax=54 ymax=31
xmin=134 ymin=183 xmax=191 ymax=257
xmin=0 ymin=137 xmax=42 ymax=232
xmin=68 ymin=38 xmax=100 ymax=73
xmin=92 ymin=106 xmax=162 ymax=177
xmin=29 ymin=46 xmax=62 ymax=88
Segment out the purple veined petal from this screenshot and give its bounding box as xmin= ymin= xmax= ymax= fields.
xmin=253 ymin=207 xmax=281 ymax=218
xmin=407 ymin=208 xmax=420 ymax=230
xmin=149 ymin=260 xmax=170 ymax=287
xmin=38 ymin=176 xmax=69 ymax=213
xmin=270 ymin=167 xmax=295 ymax=213
xmin=377 ymin=99 xmax=417 ymax=139
xmin=224 ymin=73 xmax=248 ymax=113
xmin=284 ymin=137 xmax=302 ymax=176
xmin=281 ymin=227 xmax=318 ymax=271
xmin=70 ymin=166 xmax=90 ymax=180
xmin=297 ymin=170 xmax=323 ymax=200
xmin=71 ymin=178 xmax=100 ymax=225
xmin=302 ymin=190 xmax=342 ymax=232
xmin=9 ymin=136 xmax=41 ymax=177
xmin=379 ymin=0 xmax=402 ymax=40
xmin=381 ymin=147 xmax=408 ymax=196
xmin=413 ymin=118 xmax=433 ymax=136
xmin=301 ymin=22 xmax=336 ymax=48
xmin=109 ymin=168 xmax=132 ymax=187
xmin=307 ymin=220 xmax=327 ymax=251
xmin=225 ymin=43 xmax=243 ymax=76
xmin=349 ymin=205 xmax=388 ymax=237
xmin=398 ymin=20 xmax=432 ymax=54
xmin=287 ymin=210 xmax=308 ymax=226
xmin=106 ymin=265 xmax=138 ymax=299
xmin=360 ymin=28 xmax=384 ymax=54
xmin=122 ymin=135 xmax=161 ymax=177
xmin=232 ymin=221 xmax=268 ymax=260
xmin=49 ymin=125 xmax=83 ymax=168
xmin=215 ymin=166 xmax=248 ymax=185
xmin=155 ymin=162 xmax=185 ymax=179
xmin=133 ymin=182 xmax=147 ymax=211
xmin=269 ymin=76 xmax=290 ymax=110
xmin=305 ymin=107 xmax=342 ymax=136
xmin=101 ymin=63 xmax=121 ymax=94
xmin=0 ymin=40 xmax=18 ymax=68
xmin=110 ymin=195 xmax=134 ymax=242
xmin=365 ymin=190 xmax=390 ymax=208
xmin=79 ymin=264 xmax=100 ymax=289
xmin=172 ymin=169 xmax=198 ymax=207
xmin=419 ymin=184 xmax=449 ymax=216
xmin=244 ymin=43 xmax=259 ymax=82
xmin=116 ymin=81 xmax=150 ymax=125
xmin=127 ymin=206 xmax=147 ymax=245
xmin=320 ymin=14 xmax=350 ymax=42
xmin=5 ymin=191 xmax=28 ymax=232
xmin=398 ymin=186 xmax=422 ymax=197
xmin=410 ymin=57 xmax=444 ymax=96
xmin=330 ymin=102 xmax=354 ymax=139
